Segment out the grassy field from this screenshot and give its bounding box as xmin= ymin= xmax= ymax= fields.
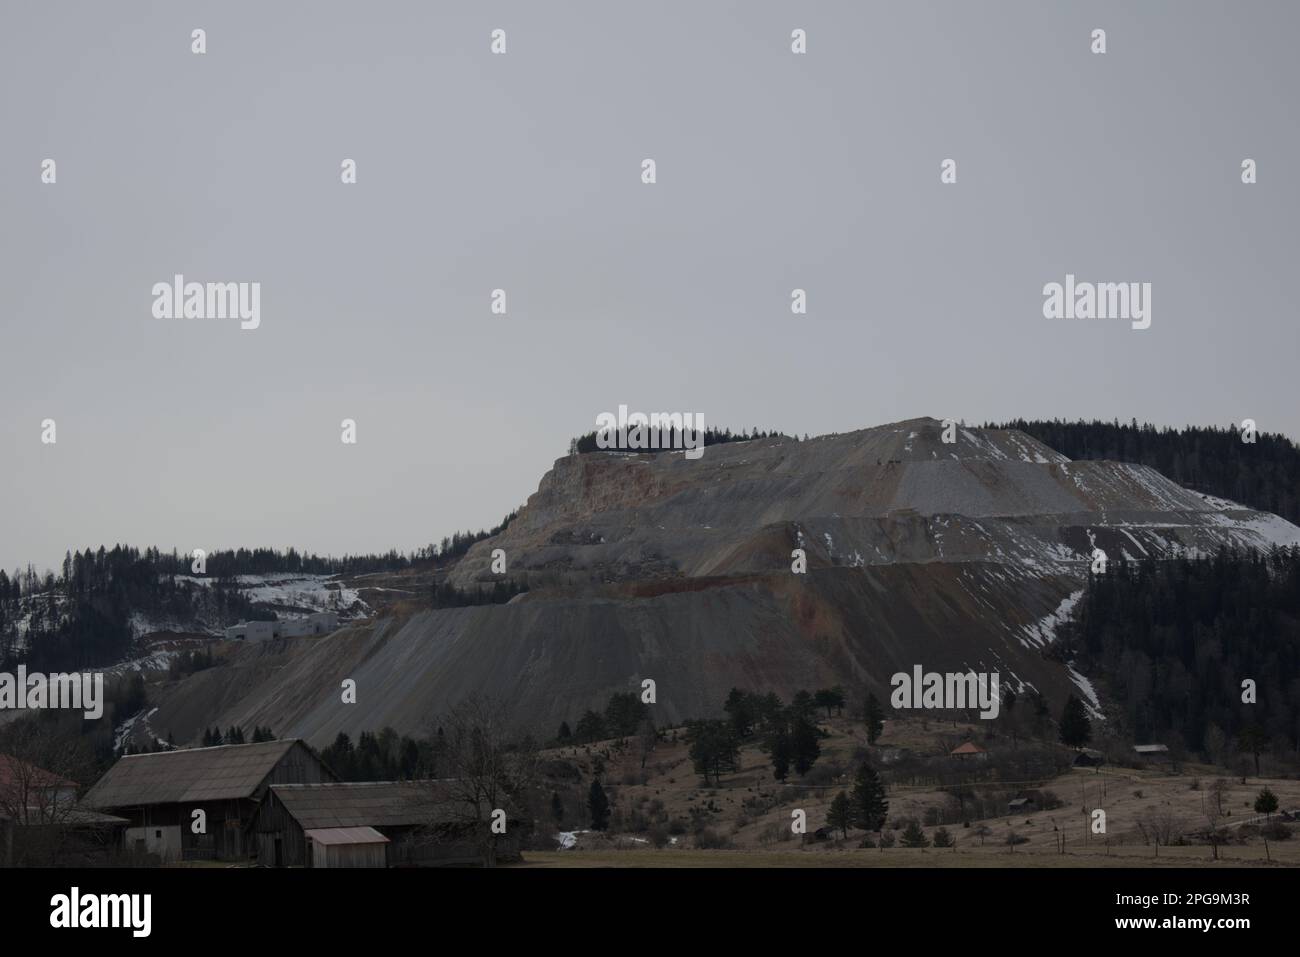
xmin=519 ymin=844 xmax=1300 ymax=868
xmin=536 ymin=715 xmax=1300 ymax=868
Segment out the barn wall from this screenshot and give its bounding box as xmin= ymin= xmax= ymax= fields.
xmin=125 ymin=824 xmax=182 ymax=861
xmin=317 ymin=841 xmax=387 ymax=868
xmin=252 ymin=791 xmax=309 ymax=866
xmin=264 ymin=742 xmax=333 ymax=788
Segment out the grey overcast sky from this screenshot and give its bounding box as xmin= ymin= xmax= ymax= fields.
xmin=2 ymin=1 xmax=1297 ymax=573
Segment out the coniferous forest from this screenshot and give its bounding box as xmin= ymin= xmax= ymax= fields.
xmin=570 ymin=426 xmax=785 ymax=455
xmin=0 ymin=512 xmax=520 ymax=672
xmin=987 ymin=418 xmax=1300 ymax=526
xmin=1055 ymin=547 xmax=1300 ymax=762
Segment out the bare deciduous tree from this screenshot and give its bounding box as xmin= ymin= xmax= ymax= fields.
xmin=0 ymin=718 xmax=95 ymax=867
xmin=421 ymin=695 xmax=537 ymax=867
xmin=1210 ymin=777 xmax=1230 ymax=815
xmin=1202 ymin=794 xmax=1227 ymax=861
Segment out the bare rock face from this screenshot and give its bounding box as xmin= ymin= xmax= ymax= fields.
xmin=450 ymin=416 xmax=1296 ymax=586
xmin=152 ymin=418 xmax=1300 ymax=745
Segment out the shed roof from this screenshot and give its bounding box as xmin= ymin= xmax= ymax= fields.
xmin=270 ymin=780 xmax=459 ymax=829
xmin=82 ymin=740 xmax=308 ymax=809
xmin=0 ymin=805 xmax=129 ymax=826
xmin=949 ymin=741 xmax=987 ymax=755
xmin=305 ymin=826 xmax=390 ymax=846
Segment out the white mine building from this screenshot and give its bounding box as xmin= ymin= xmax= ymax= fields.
xmin=224 ymin=612 xmax=339 ymax=642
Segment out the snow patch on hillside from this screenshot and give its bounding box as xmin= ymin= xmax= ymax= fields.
xmin=178 ymin=574 xmax=369 ymax=616
xmin=1066 ymin=663 xmax=1104 ymax=720
xmin=1017 ymin=589 xmax=1084 ymax=649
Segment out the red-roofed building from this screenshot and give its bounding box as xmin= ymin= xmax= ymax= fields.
xmin=0 ymin=753 xmax=79 ymax=822
xmin=949 ymin=741 xmax=988 ymax=759
xmin=0 ymin=753 xmax=127 ymax=866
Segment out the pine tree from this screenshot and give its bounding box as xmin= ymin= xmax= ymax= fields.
xmin=588 ymin=779 xmax=610 ymax=831
xmin=551 ymin=792 xmax=564 ymax=824
xmin=863 ymin=693 xmax=885 ymax=744
xmin=766 ymin=724 xmax=792 ymax=781
xmin=687 ymin=720 xmax=739 ymax=785
xmin=1238 ymin=725 xmax=1267 ymax=777
xmin=575 ymin=710 xmax=607 ymax=744
xmin=791 ymin=714 xmax=821 ymax=776
xmin=1059 ymin=695 xmax=1091 ymax=748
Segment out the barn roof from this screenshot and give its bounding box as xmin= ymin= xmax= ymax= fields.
xmin=82 ymin=739 xmax=307 ymax=809
xmin=270 ymin=780 xmax=462 ymax=829
xmin=949 ymin=741 xmax=987 ymax=755
xmin=305 ymin=826 xmax=390 ymax=846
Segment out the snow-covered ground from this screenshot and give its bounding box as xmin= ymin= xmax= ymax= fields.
xmin=176 ymin=573 xmax=369 ymax=616
xmin=104 ymin=649 xmax=183 ymax=674
xmin=113 ymin=706 xmax=168 ymax=752
xmin=1066 ymin=662 xmax=1104 ymax=720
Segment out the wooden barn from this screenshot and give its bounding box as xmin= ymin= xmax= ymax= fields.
xmin=254 ymin=780 xmax=525 ymax=867
xmin=81 ymin=739 xmax=334 ymax=863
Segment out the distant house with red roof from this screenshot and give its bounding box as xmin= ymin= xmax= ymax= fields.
xmin=0 ymin=753 xmax=79 ymax=822
xmin=0 ymin=753 xmax=127 ymax=866
xmin=949 ymin=741 xmax=987 ymax=760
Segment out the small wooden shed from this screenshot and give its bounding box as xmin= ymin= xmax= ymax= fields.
xmin=306 ymin=826 xmax=389 ymax=868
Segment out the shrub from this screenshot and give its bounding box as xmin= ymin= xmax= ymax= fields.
xmin=1261 ymin=821 xmax=1292 ymax=841
xmin=695 ymin=828 xmax=733 ymax=850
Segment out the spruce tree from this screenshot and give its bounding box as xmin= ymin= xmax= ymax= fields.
xmin=1254 ymin=787 xmax=1279 ymax=819
xmin=900 ymin=820 xmax=930 ymax=848
xmin=827 ymin=791 xmax=853 ymax=839
xmin=851 ymin=761 xmax=889 ymax=832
